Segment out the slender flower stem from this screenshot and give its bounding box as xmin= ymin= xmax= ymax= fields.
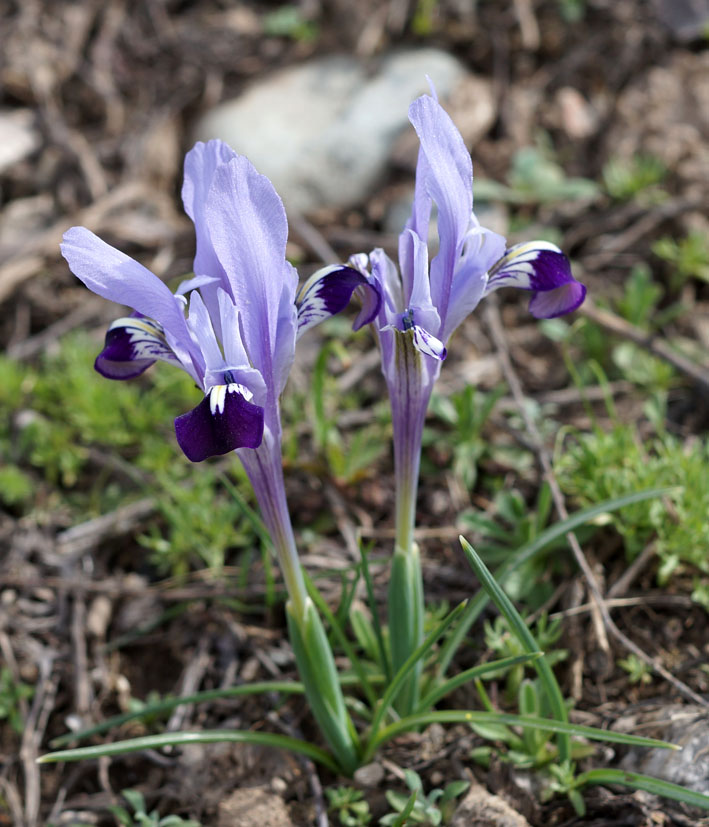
xmin=386 ymin=333 xmax=438 ymax=715
xmin=238 ymin=432 xmax=359 ymax=774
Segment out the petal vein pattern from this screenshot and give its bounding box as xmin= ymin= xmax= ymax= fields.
xmin=62 ymin=139 xmax=385 ymax=462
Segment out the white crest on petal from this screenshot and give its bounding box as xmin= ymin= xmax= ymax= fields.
xmin=107 ymin=317 xmax=180 ymax=364
xmin=412 ymin=324 xmax=447 ymax=361
xmin=208 ymin=382 xmax=253 ymax=416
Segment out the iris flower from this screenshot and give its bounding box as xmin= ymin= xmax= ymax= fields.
xmin=61 ymin=141 xmax=378 ymax=771
xmin=349 ymin=92 xmax=586 ymax=711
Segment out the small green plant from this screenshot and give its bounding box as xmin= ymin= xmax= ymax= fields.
xmin=109 ymin=789 xmax=200 ymax=826
xmin=556 ymin=425 xmax=709 ymax=582
xmin=652 ymin=231 xmax=709 ymax=288
xmin=602 ymin=154 xmax=666 ymax=202
xmin=380 ymin=770 xmax=468 ymax=826
xmin=262 ymin=5 xmax=319 ymax=41
xmin=484 ymin=614 xmax=567 ymax=701
xmin=474 ymin=138 xmax=598 ymax=205
xmin=618 ymin=654 xmax=653 ymax=685
xmin=0 ymin=668 xmax=34 ymax=733
xmin=326 ymin=786 xmax=372 ymax=826
xmin=427 ymin=385 xmax=507 ymax=491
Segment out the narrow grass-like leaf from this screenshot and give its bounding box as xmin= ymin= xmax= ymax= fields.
xmin=439 ymin=488 xmax=673 ymax=676
xmin=39 ymin=730 xmax=339 ymax=772
xmin=367 ymin=711 xmax=678 ymax=756
xmin=459 ymin=538 xmax=571 ymax=762
xmin=360 ymin=544 xmax=392 ymax=681
xmin=50 ymin=681 xmax=306 ymax=748
xmin=417 ymin=652 xmax=543 ymax=712
xmin=577 ymin=768 xmax=709 ymax=810
xmin=304 ymin=571 xmax=377 ymax=710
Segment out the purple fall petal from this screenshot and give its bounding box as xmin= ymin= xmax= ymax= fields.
xmin=174 ymin=383 xmax=265 ymax=462
xmin=95 ymin=317 xmax=181 ymax=380
xmin=61 ymin=227 xmax=199 ymax=375
xmin=485 ymin=241 xmax=586 ymax=318
xmin=295 ymin=265 xmax=381 ymax=339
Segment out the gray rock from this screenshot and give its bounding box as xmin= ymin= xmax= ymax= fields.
xmin=194 ymin=49 xmax=470 ymax=214
xmin=0 ymin=109 xmax=40 ymax=173
xmin=619 ymin=704 xmax=709 ymax=795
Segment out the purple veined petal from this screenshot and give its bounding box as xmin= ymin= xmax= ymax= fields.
xmin=441 ymin=223 xmax=507 ymax=341
xmin=217 ymin=288 xmax=251 ymax=367
xmin=411 ymin=324 xmax=447 ymax=361
xmin=174 ymin=382 xmax=265 ymax=462
xmin=205 ymin=154 xmax=297 ymax=379
xmin=186 ymin=290 xmax=224 ymax=378
xmin=182 ymin=141 xmax=237 ymax=289
xmin=528 ymin=281 xmax=587 ymax=319
xmin=95 ymin=316 xmax=182 ymax=380
xmin=61 ymin=227 xmax=200 ymax=378
xmin=369 ymin=248 xmax=403 ymax=323
xmin=408 ymin=95 xmax=473 ymax=325
xmin=295 ymin=265 xmax=381 ymax=339
xmin=176 ymin=274 xmax=221 ymax=295
xmin=485 ymin=241 xmax=586 ymax=318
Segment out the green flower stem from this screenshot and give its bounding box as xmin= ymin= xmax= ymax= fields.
xmin=387 ymin=332 xmax=435 ymax=716
xmin=287 ymin=598 xmax=360 ymax=775
xmin=239 ymin=439 xmax=359 ymax=774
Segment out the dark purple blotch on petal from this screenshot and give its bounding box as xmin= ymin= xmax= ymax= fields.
xmin=174 ymin=386 xmax=264 ymax=462
xmin=94 ymin=316 xmax=179 ymax=380
xmin=529 ymin=280 xmax=587 ymax=319
xmin=297 ymin=266 xmax=381 ymax=337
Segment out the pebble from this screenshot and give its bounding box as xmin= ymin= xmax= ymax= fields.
xmin=195 ymin=49 xmax=471 ymax=214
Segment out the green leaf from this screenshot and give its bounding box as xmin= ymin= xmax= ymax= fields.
xmin=38 ymin=730 xmax=339 ymax=773
xmin=368 ymin=710 xmax=678 ymax=755
xmin=577 ymin=768 xmax=709 ymax=810
xmin=459 ymin=538 xmax=571 ymax=763
xmin=439 ymin=487 xmax=674 ymax=676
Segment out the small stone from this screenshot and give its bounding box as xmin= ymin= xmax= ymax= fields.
xmin=451 ymin=781 xmax=532 ymax=827
xmin=86 ymin=595 xmax=112 ymax=639
xmin=555 ymin=87 xmax=598 ymax=139
xmin=270 ymin=776 xmax=287 ymax=794
xmin=217 ymin=786 xmax=293 ymax=827
xmin=194 ymin=49 xmax=468 ymax=214
xmin=354 ymin=761 xmax=385 ymax=786
xmin=0 ymin=109 xmax=40 ymax=173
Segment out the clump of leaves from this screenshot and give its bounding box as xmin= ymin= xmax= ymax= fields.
xmin=109 ymin=789 xmax=200 ymax=827
xmin=427 ymin=384 xmax=507 ymax=491
xmin=326 ymin=786 xmax=371 ymax=826
xmin=474 ymin=137 xmax=598 ymax=205
xmin=556 ymin=425 xmax=709 ymax=582
xmin=618 ymin=654 xmax=653 ymax=685
xmin=380 ymin=770 xmax=468 ymax=826
xmin=652 ymin=231 xmax=709 ymax=289
xmin=262 ymin=5 xmax=319 ymax=41
xmin=484 ymin=614 xmax=567 ymax=701
xmin=0 ymin=668 xmax=34 ymax=733
xmin=602 ymin=154 xmax=667 ymax=202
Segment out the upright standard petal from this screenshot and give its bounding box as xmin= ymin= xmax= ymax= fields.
xmin=485 ymin=241 xmax=586 ymax=319
xmin=174 ymin=383 xmax=264 ymax=462
xmin=182 ymin=141 xmax=237 ymax=285
xmin=61 ymin=227 xmax=200 ymax=377
xmin=408 ymin=95 xmax=473 ymax=328
xmin=295 ymin=265 xmax=381 ymax=339
xmin=205 ymin=155 xmax=297 ymax=381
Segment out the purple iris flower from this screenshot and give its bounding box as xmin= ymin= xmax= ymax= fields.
xmin=61 ymin=140 xmax=379 ymax=464
xmin=348 ymin=91 xmax=585 ymax=711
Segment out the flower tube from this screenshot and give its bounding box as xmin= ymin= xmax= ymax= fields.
xmin=62 ymin=140 xmax=380 ymax=772
xmin=351 ymin=92 xmax=586 ymax=713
